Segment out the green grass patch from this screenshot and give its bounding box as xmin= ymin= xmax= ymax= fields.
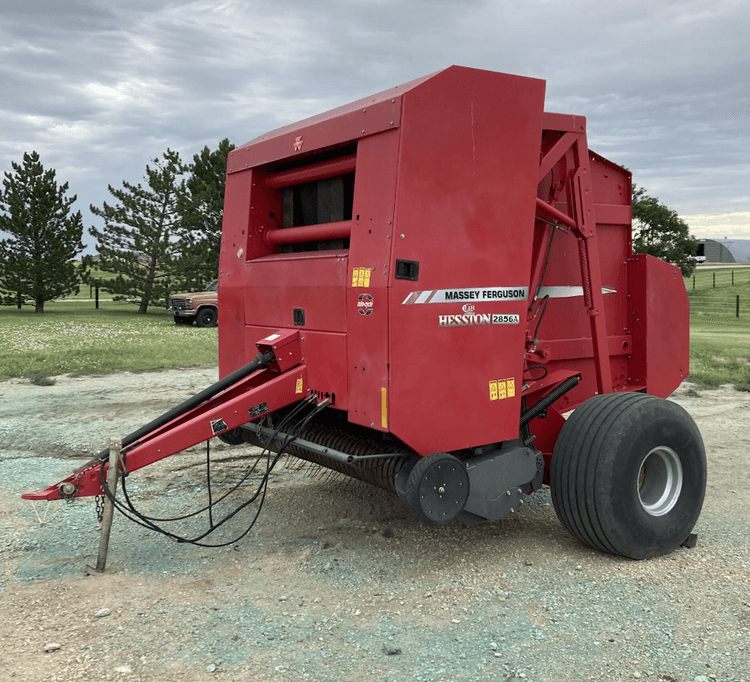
xmin=0 ymin=301 xmax=217 ymax=380
xmin=685 ymin=265 xmax=750 ymax=292
xmin=688 ymin=280 xmax=750 ymax=327
xmin=688 ymin=329 xmax=750 ymax=391
xmin=687 ymin=282 xmax=750 ymax=390
xmin=61 ymin=266 xmax=119 ymax=300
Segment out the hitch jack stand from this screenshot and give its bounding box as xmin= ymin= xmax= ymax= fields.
xmin=95 ymin=439 xmax=121 ymax=572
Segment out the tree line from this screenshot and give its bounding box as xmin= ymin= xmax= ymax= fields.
xmin=0 ymin=146 xmax=697 ymax=314
xmin=0 ymin=140 xmax=233 ymax=313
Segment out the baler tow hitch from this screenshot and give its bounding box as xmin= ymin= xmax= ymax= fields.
xmin=22 ymin=332 xmax=306 ymax=503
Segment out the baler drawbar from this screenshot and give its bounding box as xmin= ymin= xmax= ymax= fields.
xmin=24 ymin=66 xmax=706 ymax=560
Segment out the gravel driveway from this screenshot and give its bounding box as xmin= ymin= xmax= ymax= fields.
xmin=1 ymin=368 xmax=748 ymax=682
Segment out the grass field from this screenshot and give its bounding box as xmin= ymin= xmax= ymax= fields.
xmin=2 ymin=283 xmax=750 ymax=391
xmin=685 ymin=265 xmax=750 ymax=292
xmin=0 ymin=301 xmax=217 ymax=381
xmin=689 ymin=328 xmax=750 ymax=391
xmin=686 ymin=280 xmax=750 ymax=391
xmin=62 ymin=266 xmax=119 ymax=300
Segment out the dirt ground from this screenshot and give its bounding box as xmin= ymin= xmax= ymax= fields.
xmin=1 ymin=368 xmax=749 ymax=682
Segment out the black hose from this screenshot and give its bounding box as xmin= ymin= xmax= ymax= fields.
xmin=96 ymin=350 xmax=275 ymax=461
xmin=520 ymin=375 xmax=580 ymax=427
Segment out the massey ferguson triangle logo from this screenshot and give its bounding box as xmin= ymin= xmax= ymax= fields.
xmin=357 ymin=293 xmax=374 ymax=315
xmin=294 ymin=136 xmax=303 ymax=151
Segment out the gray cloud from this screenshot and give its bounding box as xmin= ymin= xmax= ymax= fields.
xmin=1 ymin=0 xmax=748 ymax=246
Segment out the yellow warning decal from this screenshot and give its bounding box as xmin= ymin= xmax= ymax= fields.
xmin=381 ymin=387 xmax=388 ymax=429
xmin=489 ymin=377 xmax=516 ymax=401
xmin=295 ymin=378 xmax=303 ymax=394
xmin=489 ymin=381 xmax=498 ymax=401
xmin=352 ymin=267 xmax=371 ymax=288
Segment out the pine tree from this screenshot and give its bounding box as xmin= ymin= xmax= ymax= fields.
xmin=632 ymin=184 xmax=697 ymax=277
xmin=173 ymin=139 xmax=234 ymax=291
xmin=90 ymin=149 xmax=188 ymax=314
xmin=0 ymin=151 xmax=87 ymax=313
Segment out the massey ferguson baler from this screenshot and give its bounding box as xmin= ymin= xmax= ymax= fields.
xmin=24 ymin=66 xmax=706 ymax=560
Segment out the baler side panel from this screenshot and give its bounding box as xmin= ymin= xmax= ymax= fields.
xmin=219 ymin=169 xmax=254 ymax=378
xmin=346 ymin=130 xmax=401 ymax=430
xmin=388 ymin=69 xmax=547 ymax=454
xmin=627 ymin=253 xmax=689 ymax=397
xmin=242 ymin=253 xmax=348 ymax=332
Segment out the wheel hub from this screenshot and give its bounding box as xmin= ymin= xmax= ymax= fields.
xmin=637 ymin=446 xmax=683 ymax=516
xmin=407 ymin=454 xmax=470 ymax=526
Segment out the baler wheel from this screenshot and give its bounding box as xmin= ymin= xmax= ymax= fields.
xmin=405 ymin=453 xmax=470 ymax=527
xmin=550 ymin=393 xmax=706 ymax=560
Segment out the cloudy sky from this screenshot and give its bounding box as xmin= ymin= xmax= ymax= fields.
xmin=2 ymin=0 xmax=748 ymax=251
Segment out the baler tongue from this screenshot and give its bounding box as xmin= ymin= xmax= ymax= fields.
xmin=22 ymin=332 xmax=305 ymax=502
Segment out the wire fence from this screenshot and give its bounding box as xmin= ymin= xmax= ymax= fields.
xmin=689 ymin=293 xmax=749 ymax=322
xmin=686 ymin=268 xmax=750 ymax=291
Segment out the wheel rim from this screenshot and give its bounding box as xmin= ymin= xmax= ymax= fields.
xmin=637 ymin=446 xmax=683 ymax=516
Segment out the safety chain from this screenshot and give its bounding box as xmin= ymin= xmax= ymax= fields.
xmin=95 ymin=495 xmax=104 ymax=524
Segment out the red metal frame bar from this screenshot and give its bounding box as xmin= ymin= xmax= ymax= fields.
xmin=264 ymin=154 xmax=357 ymax=189
xmin=570 ymin=134 xmax=611 ymax=394
xmin=264 ymin=220 xmax=353 ymax=246
xmin=535 ymin=198 xmax=577 ymax=230
xmin=534 ymin=122 xmax=612 ymax=395
xmin=538 ymin=132 xmax=577 ymax=183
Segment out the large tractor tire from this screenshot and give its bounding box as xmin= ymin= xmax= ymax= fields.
xmin=550 ymin=392 xmax=706 ymax=560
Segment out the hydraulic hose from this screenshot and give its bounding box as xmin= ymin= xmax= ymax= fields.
xmin=519 ymin=375 xmax=580 ymax=427
xmin=95 ymin=350 xmax=275 ymax=461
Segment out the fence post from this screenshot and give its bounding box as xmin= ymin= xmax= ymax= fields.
xmin=713 ymin=272 xmax=716 ymax=288
xmin=737 ymin=295 xmax=740 ymax=318
xmin=693 ymin=275 xmax=696 ymax=290
xmin=732 ymin=270 xmax=734 ymax=286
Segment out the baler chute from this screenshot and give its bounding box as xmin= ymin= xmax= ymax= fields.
xmin=23 ymin=66 xmax=706 ymax=560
